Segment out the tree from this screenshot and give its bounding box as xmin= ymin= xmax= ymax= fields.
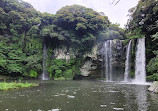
xmin=147 ymin=33 xmax=158 ymax=76
xmin=54 ymin=5 xmax=108 ymax=33
xmin=127 ymin=0 xmax=158 ymax=36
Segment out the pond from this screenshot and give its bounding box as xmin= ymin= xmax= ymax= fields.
xmin=0 ymin=80 xmax=158 ymax=111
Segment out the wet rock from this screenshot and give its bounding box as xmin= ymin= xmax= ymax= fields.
xmin=148 ymin=81 xmax=158 ymax=93
xmin=80 ymin=43 xmax=101 ymax=79
xmin=73 ymin=75 xmax=84 ymax=80
xmin=80 ymin=60 xmax=93 ymax=76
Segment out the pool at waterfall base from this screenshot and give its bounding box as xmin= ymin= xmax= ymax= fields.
xmin=0 ymin=80 xmax=158 ymax=111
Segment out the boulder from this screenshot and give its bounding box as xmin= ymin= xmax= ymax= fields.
xmin=148 ymin=81 xmax=158 ymax=93
xmin=80 ymin=60 xmax=93 ymax=76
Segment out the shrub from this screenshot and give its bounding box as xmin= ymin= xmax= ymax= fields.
xmin=147 ymin=73 xmax=158 ymax=81
xmin=63 ymin=69 xmax=73 ymax=80
xmin=55 ymin=70 xmax=62 ymax=78
xmin=30 ymin=70 xmax=37 ymax=78
xmin=54 ymin=77 xmax=65 ymax=80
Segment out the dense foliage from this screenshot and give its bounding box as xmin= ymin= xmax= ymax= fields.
xmin=48 ymin=59 xmax=81 ymax=80
xmin=0 ymin=0 xmax=43 ymax=78
xmin=0 ymin=0 xmax=125 ymax=79
xmin=147 ymin=33 xmax=158 ymax=81
xmin=126 ymin=0 xmax=158 ymax=80
xmin=127 ymin=0 xmax=158 ymax=38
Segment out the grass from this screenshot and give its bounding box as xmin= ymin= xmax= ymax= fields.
xmin=0 ymin=82 xmax=39 ymax=91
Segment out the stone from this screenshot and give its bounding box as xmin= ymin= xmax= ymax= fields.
xmin=80 ymin=43 xmax=101 ymax=78
xmin=148 ymin=81 xmax=158 ymax=93
xmin=80 ymin=60 xmax=93 ymax=76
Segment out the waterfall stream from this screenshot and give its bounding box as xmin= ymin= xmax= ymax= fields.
xmin=109 ymin=40 xmax=113 ymax=81
xmin=104 ymin=40 xmax=111 ymax=81
xmin=134 ymin=37 xmax=146 ymax=83
xmin=124 ymin=40 xmax=132 ymax=82
xmin=101 ymin=40 xmax=124 ymax=81
xmin=102 ymin=40 xmax=113 ymax=81
xmin=41 ymin=43 xmax=49 ymax=80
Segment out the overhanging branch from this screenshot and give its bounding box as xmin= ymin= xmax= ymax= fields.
xmin=112 ymin=0 xmax=121 ymax=6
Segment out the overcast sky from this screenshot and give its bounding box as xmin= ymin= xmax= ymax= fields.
xmin=23 ymin=0 xmax=138 ymax=28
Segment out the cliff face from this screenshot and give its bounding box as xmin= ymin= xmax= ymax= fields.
xmin=80 ymin=44 xmax=102 ymax=79
xmin=48 ymin=43 xmax=102 ymax=79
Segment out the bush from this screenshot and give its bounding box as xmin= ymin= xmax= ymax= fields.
xmin=147 ymin=73 xmax=158 ymax=81
xmin=63 ymin=69 xmax=73 ymax=80
xmin=30 ymin=70 xmax=37 ymax=78
xmin=55 ymin=70 xmax=62 ymax=78
xmin=54 ymin=77 xmax=65 ymax=80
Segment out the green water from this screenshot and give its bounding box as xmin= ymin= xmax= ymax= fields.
xmin=0 ymin=80 xmax=158 ymax=111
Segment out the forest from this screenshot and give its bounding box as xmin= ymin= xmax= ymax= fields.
xmin=0 ymin=0 xmax=157 ymax=81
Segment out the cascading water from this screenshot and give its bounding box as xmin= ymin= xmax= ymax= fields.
xmin=41 ymin=43 xmax=49 ymax=80
xmin=134 ymin=37 xmax=146 ymax=83
xmin=101 ymin=40 xmax=112 ymax=81
xmin=104 ymin=40 xmax=111 ymax=81
xmin=109 ymin=40 xmax=113 ymax=81
xmin=124 ymin=40 xmax=132 ymax=82
xmin=101 ymin=40 xmax=124 ymax=81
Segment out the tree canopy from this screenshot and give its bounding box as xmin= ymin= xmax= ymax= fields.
xmin=127 ymin=0 xmax=158 ymax=37
xmin=54 ymin=5 xmax=108 ymax=32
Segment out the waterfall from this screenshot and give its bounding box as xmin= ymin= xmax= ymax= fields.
xmin=109 ymin=40 xmax=113 ymax=81
xmin=41 ymin=43 xmax=49 ymax=80
xmin=134 ymin=37 xmax=146 ymax=83
xmin=103 ymin=40 xmax=113 ymax=81
xmin=104 ymin=41 xmax=111 ymax=81
xmin=101 ymin=40 xmax=124 ymax=81
xmin=124 ymin=40 xmax=132 ymax=82
xmin=101 ymin=40 xmax=111 ymax=81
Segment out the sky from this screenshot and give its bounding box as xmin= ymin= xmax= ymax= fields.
xmin=23 ymin=0 xmax=138 ymax=28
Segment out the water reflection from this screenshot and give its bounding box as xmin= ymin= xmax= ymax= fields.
xmin=135 ymin=86 xmax=148 ymax=111
xmin=0 ymin=81 xmax=157 ymax=111
xmin=124 ymin=85 xmax=148 ymax=111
